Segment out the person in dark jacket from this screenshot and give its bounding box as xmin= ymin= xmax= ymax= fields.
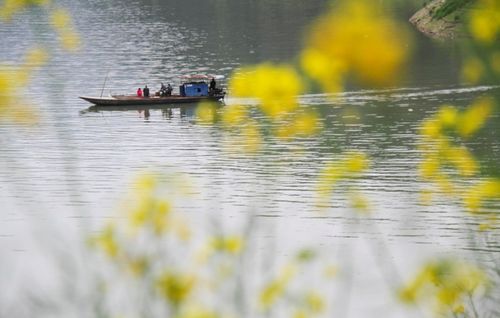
xmin=209 ymin=78 xmax=216 ymax=91
xmin=143 ymin=85 xmax=150 ymax=97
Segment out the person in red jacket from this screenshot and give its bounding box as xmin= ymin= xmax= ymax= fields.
xmin=137 ymin=87 xmax=143 ymax=97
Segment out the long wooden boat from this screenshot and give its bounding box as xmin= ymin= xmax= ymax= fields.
xmin=79 ymin=93 xmax=225 ymax=106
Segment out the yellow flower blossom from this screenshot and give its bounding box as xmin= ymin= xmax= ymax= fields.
xmin=229 ymin=64 xmax=302 ymax=118
xmin=259 ymin=264 xmax=297 ymax=310
xmin=156 ymin=271 xmax=197 ymax=306
xmin=349 ymin=192 xmax=371 ymax=214
xmin=437 ymin=105 xmax=459 ymax=128
xmin=220 ymin=104 xmax=248 ymax=127
xmin=126 ymin=256 xmax=149 ymax=276
xmin=300 ymin=48 xmax=345 ymax=92
xmin=92 ymin=223 xmax=120 ymax=258
xmin=317 ymin=151 xmax=370 ymax=212
xmin=448 ymin=147 xmax=478 ymax=177
xmin=24 ymin=47 xmax=49 ymax=68
xmin=295 ymin=249 xmax=316 ymax=262
xmin=196 ymin=102 xmax=217 ymax=124
xmin=172 ymin=217 xmax=192 ymax=241
xmin=291 ymin=111 xmax=321 ymax=137
xmin=50 ymin=8 xmax=81 ymax=51
xmin=463 ymin=178 xmax=500 ymax=213
xmin=209 ymin=235 xmax=244 ymax=255
xmin=434 ymin=174 xmax=455 ymax=195
xmin=176 ymin=305 xmax=219 ymax=318
xmin=275 ymin=110 xmax=321 ymax=139
xmin=241 ymin=122 xmax=262 ymax=153
xmin=135 ymin=173 xmax=158 ymax=193
xmin=0 ymin=0 xmax=51 ymax=21
xmin=59 ymin=29 xmax=81 ymax=51
xmin=305 ymin=291 xmax=325 ymax=313
xmin=418 ymin=157 xmax=440 ymax=179
xmin=468 ymin=0 xmax=500 ymax=44
xmin=345 ymin=152 xmax=369 ymax=173
xmin=302 ymin=0 xmax=409 ymax=88
xmin=452 ymin=303 xmax=465 ymax=314
xmin=399 ymin=259 xmax=488 ymax=315
xmin=458 ymin=96 xmax=493 ymax=137
xmin=1 ymin=48 xmax=48 ymax=124
xmin=461 ymin=57 xmax=484 ymax=84
xmin=50 ymin=8 xmax=71 ymax=28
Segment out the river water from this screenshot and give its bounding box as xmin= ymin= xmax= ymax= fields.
xmin=1 ymin=0 xmax=499 ymax=317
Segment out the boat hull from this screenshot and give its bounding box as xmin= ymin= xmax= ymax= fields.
xmin=79 ymin=94 xmax=224 ymax=106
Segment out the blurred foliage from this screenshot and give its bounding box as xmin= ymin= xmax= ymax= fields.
xmin=432 ymin=0 xmax=472 ymax=20
xmin=399 ymin=259 xmax=488 ymax=317
xmin=2 ymin=0 xmax=500 ymax=317
xmin=0 ymin=0 xmax=79 ymax=124
xmin=88 ymin=173 xmax=337 ymax=317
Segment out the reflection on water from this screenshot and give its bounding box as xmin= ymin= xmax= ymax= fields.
xmin=1 ymin=0 xmax=499 ymax=316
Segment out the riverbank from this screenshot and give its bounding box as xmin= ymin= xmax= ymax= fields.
xmin=409 ymin=0 xmax=466 ymax=39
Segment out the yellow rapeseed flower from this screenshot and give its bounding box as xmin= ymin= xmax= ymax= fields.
xmin=420 ymin=119 xmax=441 ymax=139
xmin=450 ymin=147 xmax=479 ymax=177
xmin=463 ymin=178 xmax=500 ymax=214
xmin=59 ymin=29 xmax=81 ymax=51
xmin=209 ymin=235 xmax=244 ymax=255
xmin=176 ymin=305 xmax=219 ymax=318
xmin=126 ymin=256 xmax=149 ymax=277
xmin=458 ymin=96 xmax=494 ymax=137
xmin=437 ymin=105 xmax=459 ymax=128
xmin=220 ymin=104 xmax=248 ymax=127
xmin=275 ymin=111 xmax=321 ymax=140
xmin=1 ymin=49 xmax=47 ymax=124
xmin=418 ymin=157 xmax=440 ymax=179
xmin=24 ymin=47 xmax=49 ymax=68
xmin=259 ymin=264 xmax=297 ymax=310
xmin=305 ymin=291 xmax=325 ymax=313
xmin=291 ymin=111 xmax=321 ymax=137
xmin=349 ymin=192 xmax=371 ymax=214
xmin=241 ymin=122 xmax=262 ymax=153
xmin=461 ymin=57 xmax=484 ymax=84
xmin=50 ymin=8 xmax=71 ymax=28
xmin=0 ymin=0 xmax=51 ymax=21
xmin=468 ymin=0 xmax=500 ymax=44
xmin=92 ymin=223 xmax=120 ymax=258
xmin=156 ymin=270 xmax=197 ymax=306
xmin=229 ymin=64 xmax=302 ymax=118
xmin=135 ymin=173 xmax=158 ymax=193
xmin=196 ymin=101 xmax=217 ymax=124
xmin=50 ymin=8 xmax=81 ymax=51
xmin=300 ymin=48 xmax=345 ymax=92
xmin=302 ymin=0 xmax=409 ymax=88
xmin=345 ymin=152 xmax=369 ymax=173
xmin=399 ymin=259 xmax=488 ymax=315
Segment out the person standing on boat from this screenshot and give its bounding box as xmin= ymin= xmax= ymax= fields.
xmin=137 ymin=87 xmax=143 ymax=97
xmin=209 ymin=77 xmax=216 ymax=91
xmin=166 ymin=83 xmax=172 ymax=96
xmin=143 ymin=85 xmax=150 ymax=97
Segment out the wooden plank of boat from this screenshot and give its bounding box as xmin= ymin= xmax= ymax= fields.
xmin=79 ymin=94 xmax=224 ymax=106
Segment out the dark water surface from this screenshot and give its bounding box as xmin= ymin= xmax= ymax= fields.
xmin=1 ymin=1 xmax=499 ymax=317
